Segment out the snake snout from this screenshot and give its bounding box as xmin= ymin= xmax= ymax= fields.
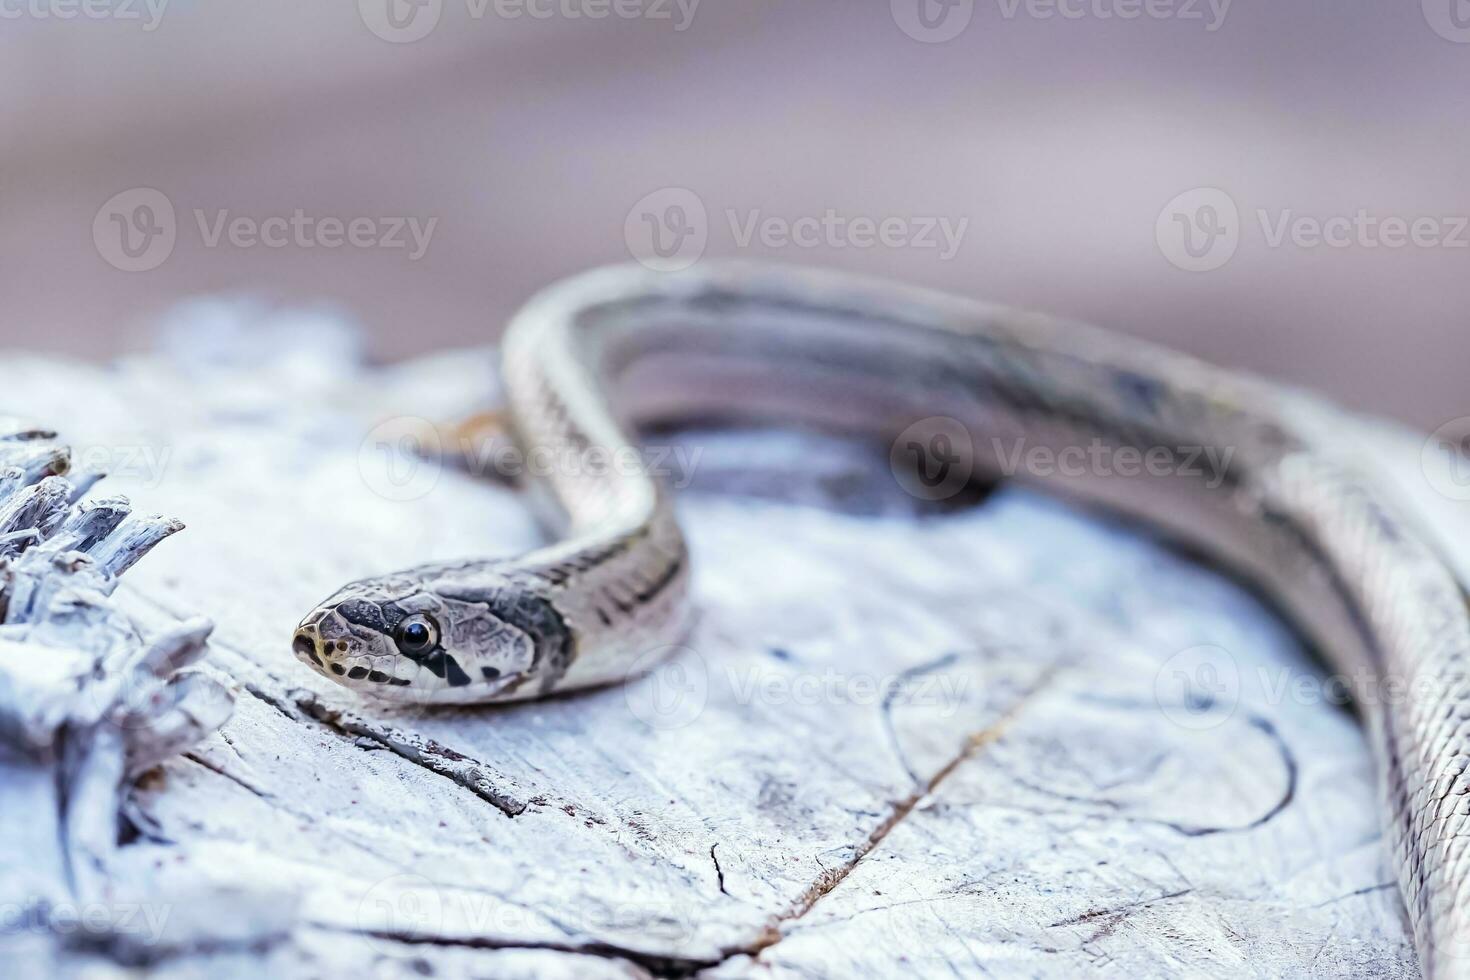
xmin=293 ymin=626 xmax=325 ymax=668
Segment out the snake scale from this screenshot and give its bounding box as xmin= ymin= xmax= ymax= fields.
xmin=294 ymin=263 xmax=1470 ymax=976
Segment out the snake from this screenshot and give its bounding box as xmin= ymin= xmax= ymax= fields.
xmin=292 ymin=262 xmax=1470 ymax=976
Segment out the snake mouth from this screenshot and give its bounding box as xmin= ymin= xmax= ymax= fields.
xmin=291 ymin=619 xmax=421 ymax=692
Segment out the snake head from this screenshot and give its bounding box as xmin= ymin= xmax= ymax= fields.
xmin=292 ymin=567 xmax=567 ymax=703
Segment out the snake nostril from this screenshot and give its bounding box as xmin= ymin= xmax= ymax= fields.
xmin=293 ymin=631 xmax=322 ymax=665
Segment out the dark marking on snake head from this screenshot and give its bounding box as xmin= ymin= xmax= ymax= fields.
xmin=482 ymin=666 xmax=501 ymax=680
xmin=495 ymin=589 xmax=575 ymax=694
xmin=434 ymin=580 xmax=575 ymax=693
xmin=404 ymin=647 xmax=472 ymax=688
xmin=444 ymin=655 xmax=471 ymax=687
xmin=292 ymin=631 xmax=323 ymax=668
xmin=336 ymin=600 xmax=389 ymax=634
xmin=336 ymin=598 xmax=410 ymax=635
xmin=330 ymin=663 xmax=346 ymax=676
xmin=347 ymin=666 xmax=369 ymax=680
xmin=378 ymin=601 xmax=411 ymax=632
xmin=368 ymin=670 xmax=389 ymax=684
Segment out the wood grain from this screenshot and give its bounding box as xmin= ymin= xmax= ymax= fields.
xmin=0 ymin=311 xmax=1420 ymax=976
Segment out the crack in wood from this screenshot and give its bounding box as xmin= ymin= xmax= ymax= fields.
xmin=1309 ymin=882 xmax=1396 ymax=909
xmin=1047 ymin=887 xmax=1194 ymax=929
xmin=328 ymin=924 xmax=719 ymax=977
xmin=63 ymin=929 xmax=295 ymax=969
xmin=291 ymin=690 xmax=530 ymax=817
xmin=710 ymin=843 xmax=729 ymax=897
xmin=742 ymin=666 xmax=1063 ymax=967
xmin=182 ymin=750 xmax=276 ymax=802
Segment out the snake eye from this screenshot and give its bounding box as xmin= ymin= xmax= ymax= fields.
xmin=394 ymin=614 xmax=439 ymax=656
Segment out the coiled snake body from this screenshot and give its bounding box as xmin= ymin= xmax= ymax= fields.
xmin=294 ymin=263 xmax=1470 ymax=976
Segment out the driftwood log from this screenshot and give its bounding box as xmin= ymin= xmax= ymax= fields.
xmin=2 ymin=301 xmax=1435 ymax=977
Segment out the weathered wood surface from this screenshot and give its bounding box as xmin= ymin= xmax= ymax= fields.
xmin=1 ymin=304 xmax=1429 ymax=977
xmin=0 ymin=420 xmax=232 ymax=980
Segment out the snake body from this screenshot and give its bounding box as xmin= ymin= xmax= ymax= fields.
xmin=294 ymin=263 xmax=1470 ymax=975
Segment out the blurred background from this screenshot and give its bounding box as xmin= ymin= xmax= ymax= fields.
xmin=2 ymin=0 xmax=1466 ymax=429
